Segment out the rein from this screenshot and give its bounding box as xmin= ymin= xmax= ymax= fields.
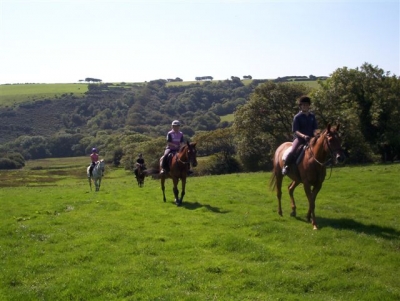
xmin=176 ymin=147 xmax=191 ymax=165
xmin=308 ymin=134 xmax=335 ymax=179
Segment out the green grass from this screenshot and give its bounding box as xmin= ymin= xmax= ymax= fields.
xmin=0 ymin=80 xmax=322 ymax=108
xmin=1 ymin=161 xmax=399 ymax=300
xmin=219 ymin=113 xmax=235 ymax=123
xmin=0 ymin=83 xmax=88 ymax=107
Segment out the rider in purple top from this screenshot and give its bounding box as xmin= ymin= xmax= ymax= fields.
xmin=160 ymin=120 xmax=193 ymax=175
xmin=282 ymin=96 xmax=318 ymax=175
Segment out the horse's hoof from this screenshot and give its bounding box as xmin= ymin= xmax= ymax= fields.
xmin=290 ymin=212 xmax=296 ymax=217
xmin=313 ymin=225 xmax=318 ymax=230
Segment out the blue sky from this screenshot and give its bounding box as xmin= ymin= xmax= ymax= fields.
xmin=1 ymin=0 xmax=399 ymax=84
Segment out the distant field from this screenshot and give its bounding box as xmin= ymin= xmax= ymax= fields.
xmin=219 ymin=113 xmax=234 ymax=122
xmin=0 ymin=83 xmax=88 ymax=107
xmin=0 ymin=80 xmax=323 ymax=108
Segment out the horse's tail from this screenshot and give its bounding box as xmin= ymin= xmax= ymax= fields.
xmin=145 ymin=168 xmax=161 ymax=179
xmin=269 ymin=153 xmax=279 ymax=191
xmin=269 ymin=168 xmax=277 ymax=192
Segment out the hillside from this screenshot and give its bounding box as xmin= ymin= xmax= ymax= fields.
xmin=0 ymin=78 xmax=325 ymax=146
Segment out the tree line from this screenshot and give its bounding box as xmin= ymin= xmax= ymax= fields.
xmin=0 ymin=63 xmax=399 ymax=174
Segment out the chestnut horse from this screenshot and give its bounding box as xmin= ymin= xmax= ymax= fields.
xmin=270 ymin=124 xmax=345 ymax=229
xmin=160 ymin=141 xmax=197 ymax=206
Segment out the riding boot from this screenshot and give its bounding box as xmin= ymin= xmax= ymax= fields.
xmin=160 ymin=156 xmax=168 ymax=174
xmin=282 ymin=152 xmax=295 ymax=175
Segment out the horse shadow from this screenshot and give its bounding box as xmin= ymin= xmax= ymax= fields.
xmin=295 ymin=216 xmax=400 ymax=240
xmin=177 ymin=201 xmax=229 ymax=213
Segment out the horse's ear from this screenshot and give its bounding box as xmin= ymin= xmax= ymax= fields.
xmin=336 ymin=124 xmax=340 ymax=131
xmin=186 ymin=141 xmax=190 ymax=146
xmin=327 ymin=124 xmax=331 ymax=132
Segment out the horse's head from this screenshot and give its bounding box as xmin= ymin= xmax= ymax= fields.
xmin=186 ymin=141 xmax=198 ymax=167
xmin=98 ymin=159 xmax=105 ymax=171
xmin=325 ymin=124 xmax=345 ymax=164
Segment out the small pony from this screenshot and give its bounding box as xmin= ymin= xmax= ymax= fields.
xmin=135 ymin=163 xmax=146 ymax=187
xmin=270 ymin=124 xmax=345 ymax=229
xmin=160 ymin=141 xmax=197 ymax=206
xmin=87 ymin=159 xmax=105 ymax=191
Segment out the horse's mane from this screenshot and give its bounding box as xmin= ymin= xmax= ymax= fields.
xmin=179 ymin=144 xmax=188 ymax=152
xmin=310 ymin=129 xmax=324 ymax=147
xmin=310 ymin=125 xmax=340 ymax=147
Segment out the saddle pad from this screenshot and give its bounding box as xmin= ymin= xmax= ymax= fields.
xmin=282 ymin=146 xmax=292 ymax=161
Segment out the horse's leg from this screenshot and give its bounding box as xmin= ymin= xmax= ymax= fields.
xmin=308 ymin=184 xmax=322 ymax=230
xmin=288 ymin=181 xmax=300 ymax=217
xmin=161 ymin=176 xmax=166 ymax=202
xmin=172 ymin=178 xmax=180 ymax=205
xmin=180 ymin=177 xmax=186 ymax=205
xmin=303 ymin=182 xmax=317 ymax=229
xmin=275 ymin=173 xmax=283 ymax=216
xmin=98 ymin=177 xmax=102 ymax=191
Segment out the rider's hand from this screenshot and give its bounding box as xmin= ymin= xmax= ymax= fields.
xmin=303 ymin=135 xmax=310 ymax=142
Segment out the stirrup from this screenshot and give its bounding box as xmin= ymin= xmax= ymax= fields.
xmin=160 ymin=169 xmax=166 ymax=174
xmin=282 ymin=165 xmax=289 ymax=175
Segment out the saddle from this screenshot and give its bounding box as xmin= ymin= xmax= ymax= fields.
xmin=283 ymin=143 xmax=308 ymax=165
xmin=160 ymin=152 xmax=176 ymax=171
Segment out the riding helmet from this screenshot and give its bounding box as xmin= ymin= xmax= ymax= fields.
xmin=92 ymin=147 xmax=97 ymax=152
xmin=298 ymin=95 xmax=311 ymax=105
xmin=171 ymin=120 xmax=180 ymax=126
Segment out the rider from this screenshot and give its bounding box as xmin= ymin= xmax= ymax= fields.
xmin=134 ymin=153 xmax=146 ymax=178
xmin=282 ymin=95 xmax=318 ymax=176
xmin=89 ymin=147 xmax=100 ymax=177
xmin=160 ymin=120 xmax=193 ymax=175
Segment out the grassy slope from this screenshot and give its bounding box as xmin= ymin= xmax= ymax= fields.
xmin=0 ymin=161 xmax=399 ymax=300
xmin=0 ymin=83 xmax=88 ymax=107
xmin=0 ymin=80 xmax=321 ymax=108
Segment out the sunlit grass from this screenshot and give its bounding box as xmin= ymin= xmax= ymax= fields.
xmin=0 ymin=83 xmax=88 ymax=107
xmin=0 ymin=163 xmax=399 ymax=299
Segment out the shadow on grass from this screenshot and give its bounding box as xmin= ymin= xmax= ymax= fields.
xmin=180 ymin=201 xmax=229 ymax=213
xmin=295 ymin=216 xmax=400 ymax=239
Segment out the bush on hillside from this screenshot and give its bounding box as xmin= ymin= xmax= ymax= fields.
xmin=0 ymin=152 xmax=25 ymax=169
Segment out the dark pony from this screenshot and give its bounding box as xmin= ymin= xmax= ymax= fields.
xmin=136 ymin=163 xmax=146 ymax=187
xmin=270 ymin=124 xmax=345 ymax=229
xmin=160 ymin=141 xmax=197 ymax=206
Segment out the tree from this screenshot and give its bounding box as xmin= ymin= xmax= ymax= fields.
xmin=311 ymin=63 xmax=400 ymax=163
xmin=234 ymin=81 xmax=311 ymax=171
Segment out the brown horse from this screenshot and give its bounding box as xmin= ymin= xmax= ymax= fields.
xmin=160 ymin=141 xmax=197 ymax=206
xmin=135 ymin=163 xmax=146 ymax=187
xmin=270 ymin=124 xmax=345 ymax=229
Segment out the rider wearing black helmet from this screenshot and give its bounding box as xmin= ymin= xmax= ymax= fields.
xmin=282 ymin=95 xmax=318 ymax=175
xmin=134 ymin=153 xmax=146 ymax=178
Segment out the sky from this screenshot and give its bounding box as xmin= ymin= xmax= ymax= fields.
xmin=0 ymin=0 xmax=399 ymax=84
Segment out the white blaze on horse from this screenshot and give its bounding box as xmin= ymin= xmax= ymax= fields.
xmin=87 ymin=159 xmax=105 ymax=191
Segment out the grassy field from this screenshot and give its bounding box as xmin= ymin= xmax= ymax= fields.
xmin=0 ymin=80 xmax=322 ymax=108
xmin=0 ymin=83 xmax=88 ymax=107
xmin=220 ymin=113 xmax=235 ymax=123
xmin=0 ymin=160 xmax=399 ymax=300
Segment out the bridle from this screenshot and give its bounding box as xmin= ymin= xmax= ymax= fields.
xmin=177 ymin=145 xmax=194 ymax=165
xmin=309 ymin=131 xmax=342 ymax=166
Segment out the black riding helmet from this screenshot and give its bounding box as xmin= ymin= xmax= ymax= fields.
xmin=298 ymin=95 xmax=311 ymax=105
